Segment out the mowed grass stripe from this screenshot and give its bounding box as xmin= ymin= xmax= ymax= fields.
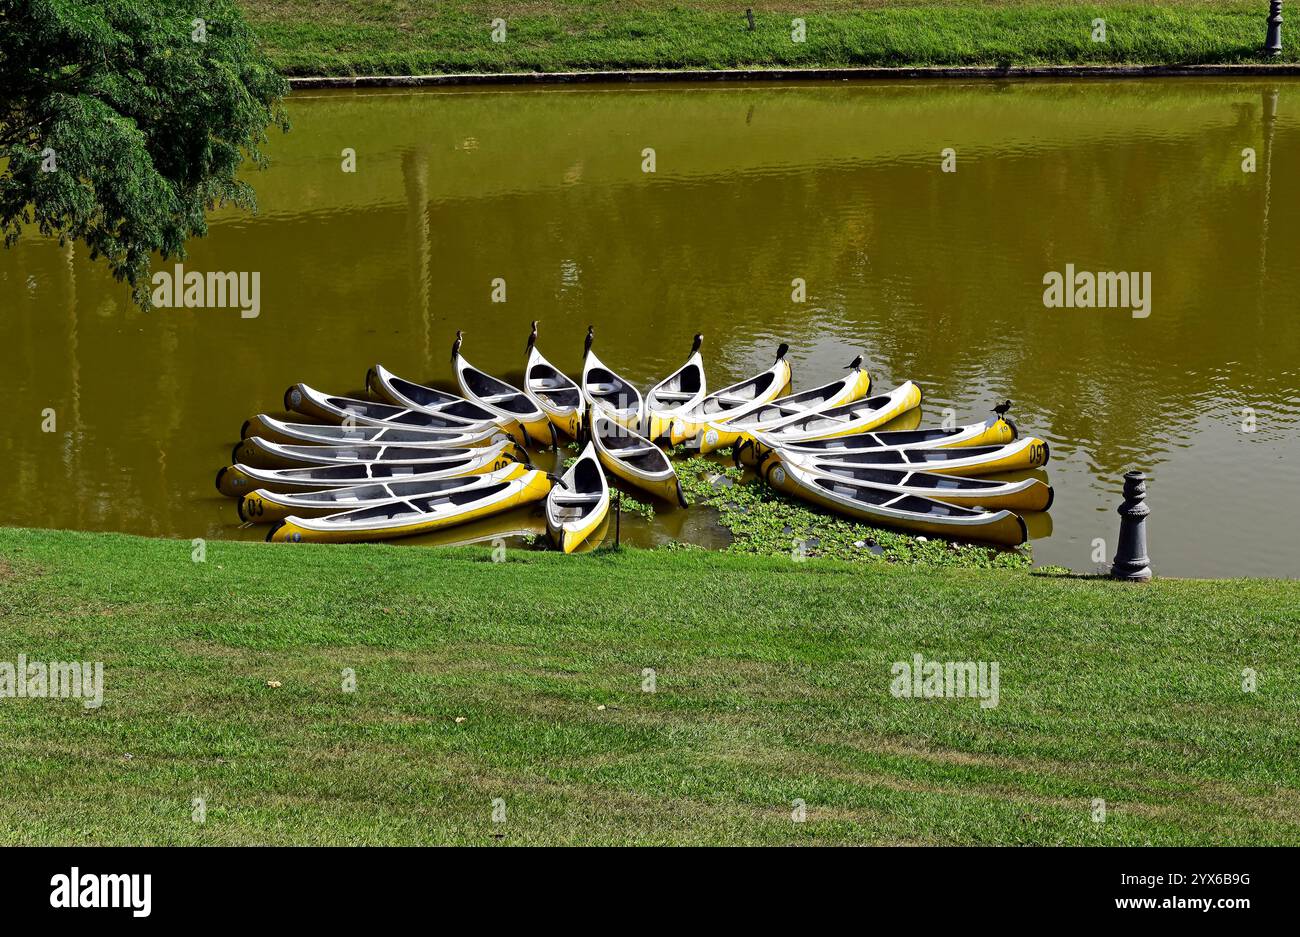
xmin=1 ymin=527 xmax=1297 ymax=844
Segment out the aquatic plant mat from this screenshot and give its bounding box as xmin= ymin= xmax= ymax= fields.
xmin=675 ymin=455 xmax=1030 ymax=569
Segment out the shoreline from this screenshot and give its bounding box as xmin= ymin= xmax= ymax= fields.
xmin=0 ymin=524 xmax=1292 ymax=583
xmin=288 ymin=63 xmax=1300 ymax=90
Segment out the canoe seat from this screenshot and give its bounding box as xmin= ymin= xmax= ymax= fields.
xmin=613 ymin=444 xmax=657 ymax=458
xmin=531 ymin=378 xmax=570 ymax=390
xmin=652 ymin=391 xmax=695 ymax=403
xmin=588 ymin=382 xmax=622 ymax=394
xmin=553 ymin=494 xmax=603 ymax=506
xmin=551 ymin=502 xmax=600 ymax=521
xmin=478 ymin=392 xmax=518 ymax=404
xmin=716 ymin=392 xmax=758 ymax=406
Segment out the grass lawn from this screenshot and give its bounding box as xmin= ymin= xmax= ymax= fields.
xmin=241 ymin=1 xmax=1296 ymax=77
xmin=1 ymin=526 xmax=1298 ymax=845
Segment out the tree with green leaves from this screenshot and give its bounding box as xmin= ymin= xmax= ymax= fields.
xmin=0 ymin=0 xmax=288 ymax=306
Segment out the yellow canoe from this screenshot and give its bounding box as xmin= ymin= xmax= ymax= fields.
xmin=737 ymin=416 xmax=1016 ymax=467
xmin=285 ymin=382 xmax=507 ymax=440
xmin=581 ymin=326 xmax=644 ymax=431
xmin=545 ymin=441 xmax=610 ymax=553
xmin=644 ymin=335 xmax=706 ymax=442
xmin=781 ymin=436 xmax=1051 ymax=477
xmin=266 ymin=469 xmax=553 ymax=544
xmin=523 ymin=323 xmax=584 ymax=439
xmin=216 ymin=446 xmax=522 ymax=498
xmin=233 ymin=437 xmax=523 ymax=470
xmin=238 ymin=463 xmax=533 ymax=523
xmin=765 ymin=458 xmax=1028 ymax=546
xmin=241 ymin=414 xmax=508 ymax=449
xmin=591 ymin=414 xmax=687 ymax=506
xmin=756 ymin=449 xmax=1051 ymax=512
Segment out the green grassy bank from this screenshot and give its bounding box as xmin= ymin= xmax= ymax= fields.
xmin=242 ymin=1 xmax=1295 ymax=77
xmin=2 ymin=526 xmax=1298 ymax=845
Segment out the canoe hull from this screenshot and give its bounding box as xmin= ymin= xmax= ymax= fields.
xmin=644 ymin=412 xmax=675 ymax=444
xmin=591 ymin=414 xmax=687 ymax=507
xmin=233 ymin=437 xmax=521 ymax=470
xmin=582 ymin=349 xmax=645 ymax=434
xmin=522 ymin=345 xmax=585 ymax=441
xmin=545 ymin=442 xmax=610 ymax=553
xmin=241 ymin=414 xmax=505 ymax=449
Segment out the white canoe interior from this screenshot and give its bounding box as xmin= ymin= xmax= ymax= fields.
xmin=582 ymin=349 xmax=644 ymax=422
xmin=525 ymin=345 xmax=583 ymax=416
xmin=369 ymin=364 xmax=502 ymax=425
xmin=763 ymin=381 xmax=918 ymax=440
xmin=288 ymin=476 xmax=533 ymax=533
xmin=592 ymin=415 xmax=675 ymax=483
xmin=243 ymin=437 xmax=514 ymax=467
xmin=249 ymin=415 xmax=499 ymax=447
xmin=719 ymin=368 xmax=866 ymax=431
xmin=455 ymin=352 xmax=545 ymax=421
xmin=254 ymin=466 xmax=523 ymax=512
xmin=645 ymin=349 xmax=705 ymax=424
xmin=231 ymin=455 xmax=510 ymax=489
xmin=757 ymin=417 xmax=1009 ymax=455
xmin=288 ymin=384 xmax=490 ymax=431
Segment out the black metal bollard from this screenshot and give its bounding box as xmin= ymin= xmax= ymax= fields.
xmin=1110 ymin=471 xmax=1152 ymax=581
xmin=614 ymin=488 xmax=622 ymax=549
xmin=1266 ymin=1 xmax=1284 ymax=55
xmin=746 ymin=8 xmax=755 ymax=31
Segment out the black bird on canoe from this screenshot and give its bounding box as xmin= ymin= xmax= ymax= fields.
xmin=993 ymin=399 xmax=1013 ymax=418
xmin=526 ymin=320 xmax=538 ymax=353
xmin=450 ymin=329 xmax=463 ymax=363
xmin=844 ymin=354 xmax=863 ymax=370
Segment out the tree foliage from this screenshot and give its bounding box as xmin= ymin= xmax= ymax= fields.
xmin=0 ymin=0 xmax=288 ymax=306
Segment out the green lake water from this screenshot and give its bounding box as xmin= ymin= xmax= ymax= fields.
xmin=2 ymin=78 xmax=1298 ymax=576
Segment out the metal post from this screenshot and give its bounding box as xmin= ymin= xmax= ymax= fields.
xmin=614 ymin=488 xmax=622 ymax=548
xmin=1265 ymin=1 xmax=1284 ymax=55
xmin=1110 ymin=471 xmax=1152 ymax=581
xmin=746 ymin=8 xmax=755 ymax=31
